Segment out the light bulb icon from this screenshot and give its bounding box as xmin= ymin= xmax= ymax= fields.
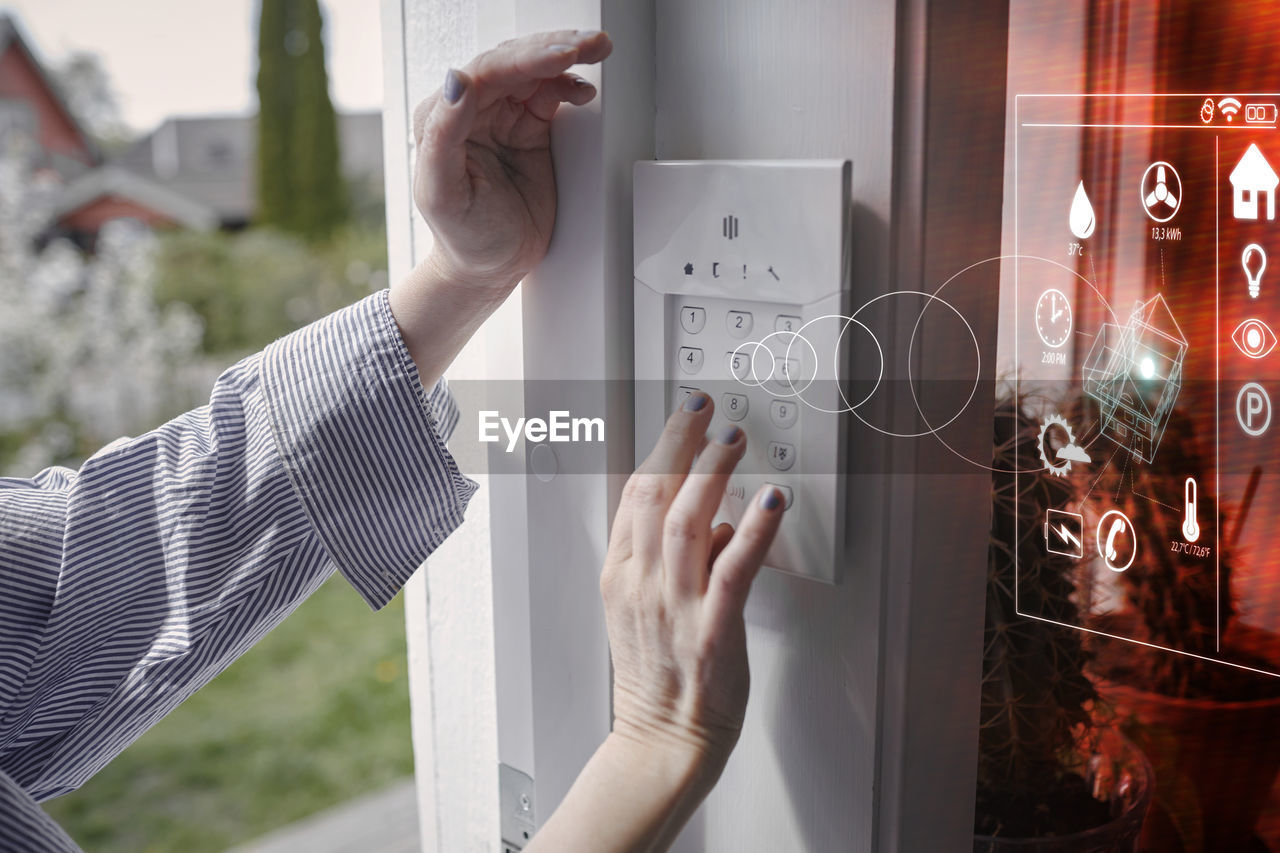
xmin=1244 ymin=244 xmax=1267 ymax=299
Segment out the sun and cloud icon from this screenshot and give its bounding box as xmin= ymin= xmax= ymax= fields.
xmin=1038 ymin=413 xmax=1093 ymax=477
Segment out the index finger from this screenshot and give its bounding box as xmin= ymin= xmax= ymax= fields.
xmin=465 ymin=30 xmax=612 ymax=99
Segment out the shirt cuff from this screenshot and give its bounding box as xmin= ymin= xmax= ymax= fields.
xmin=260 ymin=289 xmax=477 ymax=609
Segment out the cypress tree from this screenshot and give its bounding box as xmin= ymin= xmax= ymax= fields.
xmin=255 ymin=0 xmax=347 ymax=240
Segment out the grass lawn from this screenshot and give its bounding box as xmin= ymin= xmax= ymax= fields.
xmin=43 ymin=576 xmax=415 ymax=853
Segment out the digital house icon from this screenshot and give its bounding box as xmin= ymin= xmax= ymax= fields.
xmin=1231 ymin=143 xmax=1279 ymax=220
xmin=1082 ymin=293 xmax=1187 ymax=465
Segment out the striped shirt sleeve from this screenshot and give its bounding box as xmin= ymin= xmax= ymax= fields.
xmin=0 ymin=289 xmax=475 ymax=848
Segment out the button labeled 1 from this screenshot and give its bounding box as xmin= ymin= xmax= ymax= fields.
xmin=726 ymin=311 xmax=754 ymax=339
xmin=680 ymin=306 xmax=706 ymax=334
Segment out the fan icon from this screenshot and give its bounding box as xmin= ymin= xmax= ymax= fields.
xmin=1141 ymin=161 xmax=1182 ymax=223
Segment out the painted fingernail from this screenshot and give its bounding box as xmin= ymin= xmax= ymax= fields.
xmin=576 ymin=29 xmax=603 ymax=39
xmin=761 ymin=488 xmax=782 ymax=511
xmin=444 ymin=69 xmax=464 ymax=104
xmin=548 ymin=43 xmax=577 ymax=55
xmin=717 ymin=425 xmax=741 ymax=445
xmin=682 ymin=393 xmax=708 ymax=412
xmin=572 ymin=75 xmax=594 ymax=88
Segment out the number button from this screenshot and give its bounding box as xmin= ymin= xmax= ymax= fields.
xmin=678 ymin=347 xmax=704 ymax=374
xmin=765 ymin=483 xmax=794 ymax=509
xmin=726 ymin=351 xmax=751 ymax=381
xmin=775 ymin=315 xmax=802 ymax=333
xmin=680 ymin=306 xmax=706 ymax=334
xmin=768 ymin=441 xmax=797 ymax=471
xmin=674 ymin=386 xmax=701 ymax=409
xmin=774 ymin=357 xmax=801 ymax=388
xmin=722 ymin=393 xmax=749 ymax=422
xmin=726 ymin=311 xmax=754 ymax=339
xmin=770 ymin=399 xmax=798 ymax=429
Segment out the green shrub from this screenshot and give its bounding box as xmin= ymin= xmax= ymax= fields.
xmin=152 ymin=225 xmax=388 ymax=357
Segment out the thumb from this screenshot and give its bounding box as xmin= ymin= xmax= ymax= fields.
xmin=415 ymin=68 xmax=478 ymax=218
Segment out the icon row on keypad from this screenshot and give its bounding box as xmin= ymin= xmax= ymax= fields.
xmin=680 ymin=306 xmax=802 ymax=337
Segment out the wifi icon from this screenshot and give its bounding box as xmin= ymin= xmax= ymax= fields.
xmin=1220 ymin=97 xmax=1243 ymax=121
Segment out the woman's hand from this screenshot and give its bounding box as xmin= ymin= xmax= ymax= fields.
xmin=530 ymin=394 xmax=786 ymax=852
xmin=411 ymin=29 xmax=613 ymax=296
xmin=603 ymin=392 xmax=785 ymax=778
xmin=388 ymin=29 xmax=612 ymax=387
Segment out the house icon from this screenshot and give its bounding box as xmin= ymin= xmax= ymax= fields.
xmin=1231 ymin=143 xmax=1279 ymax=220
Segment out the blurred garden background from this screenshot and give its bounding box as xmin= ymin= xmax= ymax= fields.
xmin=0 ymin=0 xmax=416 ymax=849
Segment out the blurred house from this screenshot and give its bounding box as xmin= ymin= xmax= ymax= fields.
xmin=115 ymin=111 xmax=385 ymax=230
xmin=0 ymin=13 xmax=384 ymax=244
xmin=0 ymin=15 xmax=219 ymax=240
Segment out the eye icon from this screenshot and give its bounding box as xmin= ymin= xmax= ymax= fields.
xmin=1233 ymin=318 xmax=1278 ymax=359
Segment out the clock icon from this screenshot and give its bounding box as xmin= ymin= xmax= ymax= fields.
xmin=1035 ymin=288 xmax=1073 ymax=349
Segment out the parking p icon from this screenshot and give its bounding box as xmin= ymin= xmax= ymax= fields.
xmin=1237 ymin=382 xmax=1273 ymax=437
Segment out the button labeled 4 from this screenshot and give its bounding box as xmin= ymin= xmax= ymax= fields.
xmin=678 ymin=347 xmax=704 ymax=374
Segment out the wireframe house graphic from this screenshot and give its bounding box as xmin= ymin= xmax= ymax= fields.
xmin=1232 ymin=143 xmax=1279 ymax=221
xmin=1082 ymin=293 xmax=1187 ymax=465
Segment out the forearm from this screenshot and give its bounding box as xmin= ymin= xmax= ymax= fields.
xmin=387 ymin=252 xmax=515 ymax=389
xmin=527 ymin=733 xmax=721 ymax=853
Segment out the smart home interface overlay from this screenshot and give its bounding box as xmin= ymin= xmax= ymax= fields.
xmin=1014 ymin=94 xmax=1280 ymax=676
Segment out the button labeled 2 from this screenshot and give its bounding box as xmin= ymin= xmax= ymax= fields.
xmin=726 ymin=311 xmax=754 ymax=339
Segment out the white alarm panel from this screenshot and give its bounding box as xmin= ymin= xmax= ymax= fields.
xmin=633 ymin=160 xmax=851 ymax=583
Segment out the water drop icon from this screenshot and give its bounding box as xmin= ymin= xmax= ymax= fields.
xmin=1070 ymin=181 xmax=1096 ymax=239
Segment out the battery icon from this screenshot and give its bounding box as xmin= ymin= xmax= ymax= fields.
xmin=1245 ymin=103 xmax=1277 ymax=125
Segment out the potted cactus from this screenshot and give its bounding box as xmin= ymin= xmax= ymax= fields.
xmin=1086 ymin=409 xmax=1280 ymax=853
xmin=974 ymin=395 xmax=1152 ymax=852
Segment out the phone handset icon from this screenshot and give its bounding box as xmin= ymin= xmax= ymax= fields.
xmin=1104 ymin=519 xmax=1125 ymax=563
xmin=1096 ymin=510 xmax=1136 ymax=573
xmin=1182 ymin=476 xmax=1200 ymax=543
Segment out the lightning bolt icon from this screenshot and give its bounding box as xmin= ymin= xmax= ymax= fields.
xmin=1056 ymin=523 xmax=1081 ymax=550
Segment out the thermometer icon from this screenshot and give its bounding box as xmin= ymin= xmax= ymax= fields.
xmin=1182 ymin=476 xmax=1200 ymax=543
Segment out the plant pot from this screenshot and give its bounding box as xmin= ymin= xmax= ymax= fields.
xmin=974 ymin=732 xmax=1154 ymax=853
xmin=1092 ymin=616 xmax=1280 ymax=853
